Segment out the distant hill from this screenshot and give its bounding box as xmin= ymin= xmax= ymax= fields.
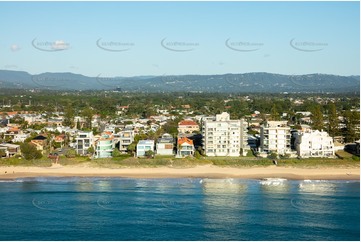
xmin=0 ymin=70 xmax=359 ymax=93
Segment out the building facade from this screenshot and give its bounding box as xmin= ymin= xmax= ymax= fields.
xmin=260 ymin=121 xmax=291 ymax=155
xmin=156 ymin=133 xmax=174 ymax=155
xmin=177 ymin=137 xmax=194 ymax=157
xmin=295 ymin=130 xmax=335 ymax=158
xmin=75 ymin=131 xmax=94 ymax=155
xmin=177 ymin=120 xmax=200 ymax=134
xmin=95 ymin=133 xmax=114 ymax=158
xmin=118 ymin=129 xmax=134 ymax=153
xmin=202 ymin=112 xmax=249 ymax=157
xmin=136 ymin=140 xmax=155 ymax=157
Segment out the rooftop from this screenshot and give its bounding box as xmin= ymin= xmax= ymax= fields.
xmin=138 ymin=140 xmax=154 ymax=145
xmin=178 ymin=120 xmax=198 ymax=126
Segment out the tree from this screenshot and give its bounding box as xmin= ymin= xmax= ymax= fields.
xmin=127 ymin=142 xmax=137 ymax=155
xmin=344 ymin=110 xmax=360 ymax=143
xmin=270 ymin=104 xmax=280 ymax=121
xmin=82 ymin=107 xmax=93 ymax=129
xmin=20 ymin=143 xmax=42 ymax=160
xmin=63 ymin=104 xmax=75 ymax=127
xmin=112 ymin=148 xmax=121 ymax=157
xmin=87 ymin=146 xmax=95 ymax=155
xmin=327 ymin=102 xmax=338 ymax=137
xmin=311 ymin=105 xmax=324 ymax=131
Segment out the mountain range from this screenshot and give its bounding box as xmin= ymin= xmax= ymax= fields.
xmin=0 ymin=70 xmax=359 ymax=93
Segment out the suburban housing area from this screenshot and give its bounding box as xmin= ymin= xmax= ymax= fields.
xmin=0 ymin=93 xmax=359 ymax=162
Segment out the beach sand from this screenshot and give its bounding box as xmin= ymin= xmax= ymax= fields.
xmin=0 ymin=164 xmax=359 ymax=180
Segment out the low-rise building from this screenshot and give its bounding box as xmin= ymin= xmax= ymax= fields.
xmin=156 ymin=133 xmax=174 ymax=155
xmin=295 ymin=130 xmax=335 ymax=158
xmin=75 ymin=131 xmax=94 ymax=155
xmin=177 ymin=137 xmax=194 ymax=157
xmin=0 ymin=143 xmax=21 ymax=157
xmin=118 ymin=129 xmax=134 ymax=152
xmin=12 ymin=133 xmax=29 ymax=143
xmin=136 ymin=140 xmax=155 ymax=157
xmin=30 ymin=134 xmax=48 ymax=153
xmin=177 ymin=120 xmax=199 ymax=134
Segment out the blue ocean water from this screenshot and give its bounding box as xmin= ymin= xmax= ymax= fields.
xmin=0 ymin=177 xmax=359 ymax=241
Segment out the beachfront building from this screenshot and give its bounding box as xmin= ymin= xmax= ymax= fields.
xmin=118 ymin=129 xmax=134 ymax=153
xmin=94 ymin=133 xmax=114 ymax=158
xmin=260 ymin=121 xmax=291 ymax=155
xmin=177 ymin=137 xmax=194 ymax=157
xmin=177 ymin=120 xmax=199 ymax=134
xmin=202 ymin=112 xmax=249 ymax=157
xmin=295 ymin=130 xmax=335 ymax=158
xmin=75 ymin=131 xmax=94 ymax=155
xmin=136 ymin=140 xmax=155 ymax=157
xmin=0 ymin=143 xmax=21 ymax=157
xmin=30 ymin=134 xmax=48 ymax=153
xmin=156 ymin=133 xmax=174 ymax=155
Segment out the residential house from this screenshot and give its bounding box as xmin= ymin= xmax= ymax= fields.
xmin=136 ymin=140 xmax=155 ymax=157
xmin=177 ymin=120 xmax=199 ymax=134
xmin=177 ymin=137 xmax=195 ymax=157
xmin=295 ymin=130 xmax=335 ymax=158
xmin=75 ymin=131 xmax=94 ymax=155
xmin=118 ymin=129 xmax=134 ymax=152
xmin=54 ymin=134 xmax=66 ymax=148
xmin=156 ymin=133 xmax=174 ymax=155
xmin=30 ymin=134 xmax=48 ymax=153
xmin=4 ymin=127 xmax=21 ymax=142
xmin=202 ymin=112 xmax=249 ymax=157
xmin=94 ymin=132 xmax=114 ymax=158
xmin=12 ymin=133 xmax=30 ymax=143
xmin=47 ymin=118 xmax=63 ymax=127
xmin=260 ymin=121 xmax=291 ymax=155
xmin=0 ymin=143 xmax=21 ymax=157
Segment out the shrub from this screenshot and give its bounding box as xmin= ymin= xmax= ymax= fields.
xmin=20 ymin=143 xmax=42 ymax=160
xmin=268 ymin=152 xmax=278 ymax=159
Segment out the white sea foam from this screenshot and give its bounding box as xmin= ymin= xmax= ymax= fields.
xmin=299 ymin=180 xmax=336 ymax=194
xmin=259 ymin=178 xmax=287 ymax=186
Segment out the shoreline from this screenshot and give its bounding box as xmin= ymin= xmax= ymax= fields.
xmin=0 ymin=164 xmax=359 ymax=180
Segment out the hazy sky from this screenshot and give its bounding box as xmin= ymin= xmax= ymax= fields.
xmin=0 ymin=1 xmax=359 ymax=77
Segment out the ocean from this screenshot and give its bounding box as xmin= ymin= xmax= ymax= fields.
xmin=0 ymin=177 xmax=359 ymax=241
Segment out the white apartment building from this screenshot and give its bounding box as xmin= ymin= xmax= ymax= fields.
xmin=202 ymin=112 xmax=249 ymax=157
xmin=295 ymin=130 xmax=335 ymax=158
xmin=75 ymin=131 xmax=94 ymax=155
xmin=260 ymin=121 xmax=291 ymax=155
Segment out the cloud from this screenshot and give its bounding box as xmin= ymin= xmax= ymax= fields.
xmin=10 ymin=44 xmax=21 ymax=52
xmin=51 ymin=40 xmax=70 ymax=50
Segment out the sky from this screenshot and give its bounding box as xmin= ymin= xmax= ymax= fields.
xmin=0 ymin=1 xmax=359 ymax=77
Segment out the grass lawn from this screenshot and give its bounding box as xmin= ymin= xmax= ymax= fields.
xmin=1 ymin=152 xmax=359 ymax=169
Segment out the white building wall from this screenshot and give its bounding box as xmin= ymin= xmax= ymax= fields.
xmin=295 ymin=130 xmax=335 ymax=158
xmin=260 ymin=121 xmax=291 ymax=155
xmin=203 ymin=112 xmax=249 ymax=157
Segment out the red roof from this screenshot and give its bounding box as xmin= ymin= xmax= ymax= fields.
xmin=178 ymin=120 xmax=198 ymax=126
xmin=178 ymin=137 xmax=193 ymax=145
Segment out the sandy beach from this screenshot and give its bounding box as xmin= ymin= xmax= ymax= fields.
xmin=0 ymin=164 xmax=359 ymax=180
